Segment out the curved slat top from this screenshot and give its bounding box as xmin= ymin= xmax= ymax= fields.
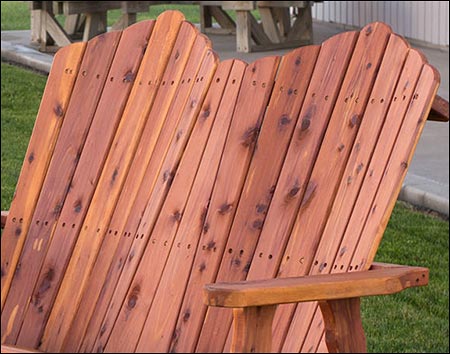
xmin=0 ymin=12 xmax=440 ymax=354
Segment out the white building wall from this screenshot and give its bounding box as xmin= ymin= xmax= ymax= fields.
xmin=311 ymin=1 xmax=449 ymax=47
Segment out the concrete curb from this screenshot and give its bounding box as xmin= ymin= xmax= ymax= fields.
xmin=399 ymin=185 xmax=449 ymax=217
xmin=1 ymin=40 xmax=51 ymax=73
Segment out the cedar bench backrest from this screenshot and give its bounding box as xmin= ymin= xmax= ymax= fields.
xmin=1 ymin=10 xmax=439 ymax=353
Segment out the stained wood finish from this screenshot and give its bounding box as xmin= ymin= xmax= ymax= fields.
xmin=18 ymin=20 xmax=154 ymax=353
xmin=319 ymin=298 xmax=366 ymax=353
xmin=199 ymin=43 xmax=321 ymax=353
xmin=39 ymin=11 xmax=186 ymax=352
xmin=2 ymin=29 xmax=122 ymax=348
xmin=1 ymin=211 xmax=9 ymax=229
xmin=103 ymin=43 xmax=218 ymax=354
xmin=231 ymin=305 xmax=277 ymax=353
xmin=283 ymin=33 xmax=411 ymax=353
xmin=134 ymin=59 xmax=233 ymax=353
xmin=204 ymin=265 xmax=429 ymax=307
xmin=63 ymin=22 xmax=209 ymax=354
xmin=429 ymin=95 xmax=449 ymax=121
xmin=167 ymin=61 xmax=247 ymax=354
xmin=1 ymin=42 xmax=85 ymax=311
xmin=0 ymin=344 xmax=41 ymax=353
xmin=1 ymin=14 xmax=442 ymax=354
xmin=194 ymin=56 xmax=281 ymax=353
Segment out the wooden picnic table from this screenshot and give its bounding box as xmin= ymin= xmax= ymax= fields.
xmin=30 ymin=1 xmax=316 ymax=52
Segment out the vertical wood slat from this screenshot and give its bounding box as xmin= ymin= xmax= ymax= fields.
xmin=168 ymin=43 xmax=320 ymax=354
xmin=288 ymin=33 xmax=411 ymax=353
xmin=187 ymin=56 xmax=281 ymax=353
xmin=296 ymin=49 xmax=437 ymax=354
xmin=218 ymin=44 xmax=322 ymax=353
xmin=352 ymin=65 xmax=440 ymax=271
xmin=0 ymin=42 xmax=86 ymax=311
xmin=134 ymin=57 xmax=230 ymax=353
xmin=103 ymin=44 xmax=218 ymax=354
xmin=1 ymin=29 xmax=122 ymax=348
xmin=17 ymin=20 xmax=154 ymax=353
xmin=276 ymin=22 xmax=392 ymax=352
xmin=38 ymin=11 xmax=186 ymax=353
xmin=217 ymin=29 xmax=358 ymax=353
xmin=167 ymin=61 xmax=248 ymax=354
xmin=87 ymin=30 xmax=214 ymax=354
xmin=332 ymin=50 xmax=432 ymax=274
xmin=62 ymin=23 xmax=207 ymax=353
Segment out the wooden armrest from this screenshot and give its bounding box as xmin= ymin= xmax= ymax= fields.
xmin=204 ymin=263 xmax=428 ymax=308
xmin=1 ymin=344 xmax=42 ymax=353
xmin=429 ymin=94 xmax=449 ymax=121
xmin=1 ymin=210 xmax=9 ymax=229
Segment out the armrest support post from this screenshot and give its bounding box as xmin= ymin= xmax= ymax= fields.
xmin=1 ymin=210 xmax=9 ymax=229
xmin=319 ymin=298 xmax=367 ymax=353
xmin=231 ymin=305 xmax=277 ymax=353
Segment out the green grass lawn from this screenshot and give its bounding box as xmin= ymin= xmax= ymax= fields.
xmin=1 ymin=62 xmax=448 ymax=352
xmin=1 ymin=1 xmax=201 ymax=30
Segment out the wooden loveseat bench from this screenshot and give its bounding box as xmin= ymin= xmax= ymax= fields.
xmin=1 ymin=10 xmax=448 ymax=353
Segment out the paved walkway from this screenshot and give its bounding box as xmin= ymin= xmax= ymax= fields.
xmin=2 ymin=20 xmax=448 ymax=216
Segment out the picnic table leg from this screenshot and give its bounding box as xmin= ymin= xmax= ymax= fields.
xmin=83 ymin=12 xmax=107 ymax=42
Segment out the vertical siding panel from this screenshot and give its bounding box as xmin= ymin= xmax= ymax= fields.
xmin=324 ymin=1 xmax=330 ymax=22
xmin=432 ymin=1 xmax=440 ymax=44
xmin=311 ymin=1 xmax=447 ymax=46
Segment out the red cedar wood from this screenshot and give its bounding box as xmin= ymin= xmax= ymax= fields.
xmin=273 ymin=22 xmax=392 ymax=352
xmin=289 ymin=33 xmax=411 ymax=352
xmin=134 ymin=59 xmax=234 ymax=352
xmin=207 ymin=43 xmax=322 ymax=352
xmin=39 ymin=11 xmax=186 ymax=352
xmin=1 ymin=211 xmax=9 ymax=229
xmin=90 ymin=29 xmax=214 ymax=353
xmin=298 ymin=40 xmax=423 ymax=352
xmin=0 ymin=14 xmax=442 ymax=354
xmin=168 ymin=61 xmax=248 ymax=354
xmin=104 ymin=47 xmax=218 ymax=353
xmin=193 ymin=56 xmax=281 ymax=352
xmin=2 ymin=29 xmax=122 ymax=348
xmin=31 ymin=20 xmax=155 ymax=353
xmin=203 ymin=265 xmax=429 ymax=307
xmin=1 ymin=42 xmax=86 ymax=311
xmin=63 ymin=24 xmax=210 ymax=353
xmin=75 ymin=22 xmax=206 ymax=354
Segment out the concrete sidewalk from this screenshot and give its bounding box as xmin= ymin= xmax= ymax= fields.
xmin=2 ymin=20 xmax=449 ymax=216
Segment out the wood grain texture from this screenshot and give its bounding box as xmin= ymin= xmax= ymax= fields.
xmin=231 ymin=305 xmax=277 ymax=353
xmin=213 ymin=43 xmax=322 ymax=353
xmin=167 ymin=61 xmax=248 ymax=354
xmin=87 ymin=29 xmax=214 ymax=354
xmin=276 ymin=23 xmax=392 ymax=352
xmin=194 ymin=56 xmax=281 ymax=353
xmin=333 ymin=50 xmax=434 ymax=274
xmin=2 ymin=29 xmax=122 ymax=349
xmin=286 ymin=33 xmax=411 ymax=353
xmin=33 ymin=20 xmax=154 ymax=353
xmin=352 ymin=63 xmax=440 ymax=271
xmin=1 ymin=211 xmax=9 ymax=229
xmin=204 ymin=265 xmax=429 ymax=307
xmin=1 ymin=14 xmax=441 ymax=353
xmin=62 ymin=21 xmax=206 ymax=354
xmin=135 ymin=59 xmax=231 ymax=353
xmin=1 ymin=42 xmax=85 ymax=312
xmin=319 ymin=298 xmax=366 ymax=353
xmin=39 ymin=11 xmax=185 ymax=352
xmin=103 ymin=43 xmax=218 ymax=354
